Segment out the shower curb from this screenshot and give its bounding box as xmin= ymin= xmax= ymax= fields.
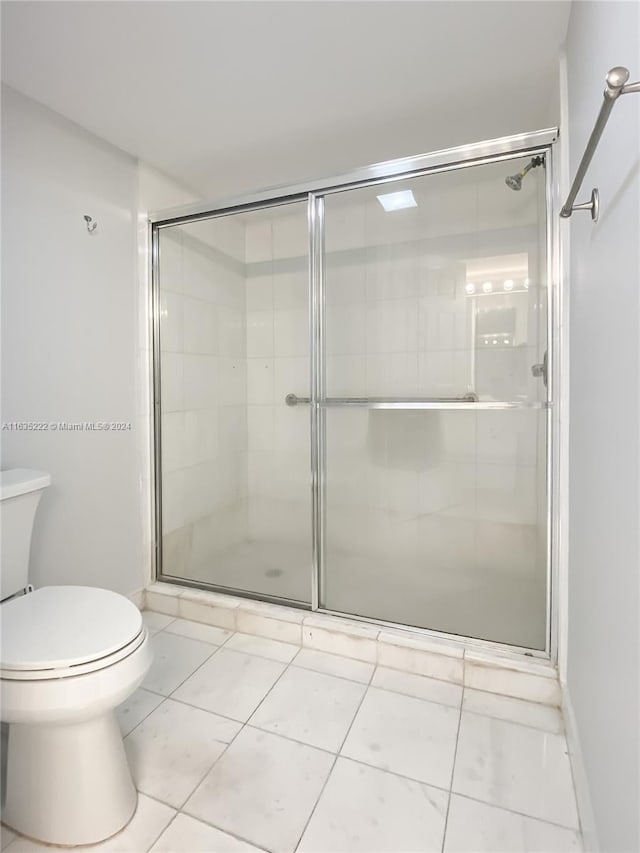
xmin=142 ymin=581 xmax=560 ymax=707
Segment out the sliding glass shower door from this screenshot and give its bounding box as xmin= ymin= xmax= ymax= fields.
xmin=157 ymin=202 xmax=312 ymax=603
xmin=153 ymin=137 xmax=553 ymax=652
xmin=319 ymin=157 xmax=549 ymax=649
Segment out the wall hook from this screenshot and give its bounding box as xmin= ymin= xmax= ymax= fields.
xmin=84 ymin=215 xmax=97 ymax=234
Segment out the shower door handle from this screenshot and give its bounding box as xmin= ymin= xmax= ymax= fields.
xmin=285 ymin=393 xmax=311 ymax=406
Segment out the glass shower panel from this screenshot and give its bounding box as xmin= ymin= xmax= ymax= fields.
xmin=322 ymin=157 xmax=548 ymax=648
xmin=157 ymin=201 xmax=311 ymax=603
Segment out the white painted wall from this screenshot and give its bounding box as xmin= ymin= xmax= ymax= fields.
xmin=0 ymin=86 xmax=143 ymax=596
xmin=564 ymin=3 xmax=640 ymax=851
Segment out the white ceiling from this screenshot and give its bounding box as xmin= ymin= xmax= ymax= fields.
xmin=1 ymin=1 xmax=570 ymax=199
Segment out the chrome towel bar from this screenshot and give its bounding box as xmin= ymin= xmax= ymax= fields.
xmin=284 ymin=393 xmax=547 ymax=410
xmin=285 ymin=392 xmax=479 ymax=407
xmin=561 ymin=66 xmax=639 ymax=221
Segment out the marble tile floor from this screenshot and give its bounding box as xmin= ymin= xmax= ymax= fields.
xmin=1 ymin=611 xmax=582 ymax=853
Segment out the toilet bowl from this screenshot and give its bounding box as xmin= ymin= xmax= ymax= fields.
xmin=0 ymin=585 xmax=152 ymax=846
xmin=0 ymin=468 xmax=152 ymax=845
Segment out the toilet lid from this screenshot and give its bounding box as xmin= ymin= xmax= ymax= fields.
xmin=0 ymin=586 xmax=143 ymax=671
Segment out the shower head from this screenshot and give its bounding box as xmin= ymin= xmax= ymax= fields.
xmin=505 ymin=156 xmax=544 ymax=191
xmin=505 ymin=172 xmax=524 ymax=191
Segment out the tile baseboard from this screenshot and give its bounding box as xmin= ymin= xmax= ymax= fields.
xmin=144 ymin=582 xmax=560 ymax=706
xmin=128 ymin=587 xmax=146 ymax=609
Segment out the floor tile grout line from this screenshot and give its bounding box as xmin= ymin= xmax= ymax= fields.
xmin=242 ymin=722 xmax=340 ymax=759
xmin=157 ymin=636 xmax=228 ymax=697
xmin=291 ymin=754 xmax=338 ymax=853
xmin=291 ymin=655 xmax=379 ymax=852
xmin=177 ymin=662 xmax=302 ymax=853
xmin=140 ymin=624 xmax=562 ymax=739
xmin=445 ymin=791 xmax=584 ymax=834
xmin=120 ymin=691 xmax=168 ymax=739
xmin=135 ymin=619 xmax=579 ymax=841
xmin=288 ymin=653 xmax=374 ymax=684
xmin=174 ymin=734 xmax=239 ymax=814
xmin=326 ymin=753 xmax=454 ymax=797
xmin=170 ymin=654 xmax=299 ymax=819
xmin=366 ymin=681 xmax=464 ymax=713
xmin=144 ymin=783 xmax=274 ymax=853
xmin=149 ymin=646 xmax=561 ymax=734
xmin=142 ymin=803 xmax=179 ymax=852
xmin=146 ymin=730 xmax=581 ymax=839
xmin=164 ymin=622 xmax=235 ymax=648
xmin=139 ymin=690 xmax=251 ymax=730
xmin=460 ymin=705 xmax=564 ymax=735
xmin=440 ymin=684 xmax=465 ymax=853
xmin=179 ymin=797 xmax=275 ymax=853
xmin=243 ymin=655 xmax=299 ymax=729
xmin=560 ymin=699 xmax=587 ymax=843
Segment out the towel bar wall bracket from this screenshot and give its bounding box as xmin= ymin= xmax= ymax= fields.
xmin=561 ymin=66 xmax=639 ymax=221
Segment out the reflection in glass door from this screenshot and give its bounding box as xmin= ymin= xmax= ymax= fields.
xmin=319 ymin=156 xmax=549 ymax=649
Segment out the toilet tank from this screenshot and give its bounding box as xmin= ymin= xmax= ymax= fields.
xmin=0 ymin=469 xmax=51 ymax=601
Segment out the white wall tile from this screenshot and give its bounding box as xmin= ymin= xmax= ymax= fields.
xmin=247 ymin=359 xmax=274 ymax=404
xmin=366 ymin=298 xmax=419 ymax=354
xmin=160 ymin=289 xmax=183 ymax=353
xmin=159 ymin=234 xmax=183 ymax=293
xmin=161 ymin=469 xmax=185 ymax=534
xmin=245 ymin=220 xmax=273 ymax=264
xmin=246 ymin=310 xmax=274 ymax=358
xmin=183 ymin=355 xmax=217 ymax=409
xmin=274 ymin=308 xmax=309 ymax=357
xmin=248 ymin=405 xmax=275 ymax=451
xmin=272 ymin=211 xmax=308 ymax=259
xmin=183 ymin=297 xmax=218 ymax=355
xmin=182 ymin=461 xmax=218 ymax=521
xmin=273 ymin=270 xmax=308 ymax=309
xmin=160 ymin=352 xmax=183 ymax=412
xmin=246 ymin=273 xmax=274 ymax=311
xmin=273 ymin=356 xmax=309 ymax=403
xmin=184 ymin=409 xmax=218 ymax=465
xmin=218 ymin=306 xmax=245 ymax=357
xmin=217 ymin=358 xmax=246 ymax=405
xmin=161 ymin=412 xmax=186 ymax=472
xmin=182 ymin=248 xmax=217 ymax=303
xmin=326 ymin=304 xmax=366 ymax=355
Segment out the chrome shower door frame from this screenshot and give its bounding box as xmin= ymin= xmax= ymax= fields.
xmin=149 ymin=127 xmax=560 ymax=660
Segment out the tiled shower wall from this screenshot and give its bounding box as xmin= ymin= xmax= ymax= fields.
xmin=159 ymin=219 xmax=249 ymax=577
xmin=159 ymin=206 xmax=312 ymax=581
xmin=244 ymin=207 xmax=312 ymax=552
xmin=321 ymin=184 xmax=545 ymax=552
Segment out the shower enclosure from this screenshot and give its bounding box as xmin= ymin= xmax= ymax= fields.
xmin=151 ymin=129 xmax=557 ymax=654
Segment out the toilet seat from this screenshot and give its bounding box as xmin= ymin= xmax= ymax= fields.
xmin=0 ymin=585 xmax=144 ymax=680
xmin=0 ymin=628 xmax=147 ymax=681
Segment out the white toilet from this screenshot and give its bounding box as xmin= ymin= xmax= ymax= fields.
xmin=0 ymin=469 xmax=152 ymax=846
